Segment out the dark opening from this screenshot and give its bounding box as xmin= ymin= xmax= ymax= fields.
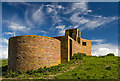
xmin=16 ymin=57 xmax=19 ymax=59
xmin=69 ymin=39 xmax=72 ymax=60
xmin=70 ymin=32 xmax=73 ymax=38
xmin=23 ymin=57 xmax=25 ymax=59
xmin=75 ymin=35 xmax=76 ymax=41
xmin=78 ymin=38 xmax=80 ymax=44
xmin=23 ymin=41 xmax=25 ymax=43
xmin=82 ymin=42 xmax=86 ymax=46
xmin=38 ymin=57 xmax=41 ymax=59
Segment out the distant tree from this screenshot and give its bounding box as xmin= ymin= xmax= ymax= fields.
xmin=106 ymin=53 xmax=115 ymax=56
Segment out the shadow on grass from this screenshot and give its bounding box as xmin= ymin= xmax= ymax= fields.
xmin=1 ymin=65 xmax=8 ymax=72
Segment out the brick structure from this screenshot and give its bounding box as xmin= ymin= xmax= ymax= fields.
xmin=54 ymin=28 xmax=91 ymax=63
xmin=8 ymin=35 xmax=61 ymax=72
xmin=8 ymin=28 xmax=91 ymax=72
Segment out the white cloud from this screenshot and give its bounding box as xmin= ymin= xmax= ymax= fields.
xmin=93 ymin=15 xmax=102 ymax=18
xmin=70 ymin=12 xmax=89 ymax=25
xmin=72 ymin=1 xmax=87 ymax=12
xmin=74 ymin=25 xmax=79 ymax=28
xmin=92 ymin=43 xmax=118 ymax=56
xmin=59 ymin=30 xmax=65 ymax=35
xmin=47 ymin=7 xmax=53 ymax=13
xmin=63 ymin=1 xmax=88 ymax=15
xmin=39 ymin=30 xmax=47 ymax=33
xmin=0 ymin=38 xmax=8 ymax=59
xmin=32 ymin=5 xmax=45 ymax=25
xmin=71 ymin=13 xmax=118 ymax=30
xmin=0 ymin=38 xmax=8 ymax=44
xmin=8 ymin=23 xmax=30 ymax=31
xmin=45 ymin=4 xmax=65 ymax=26
xmin=86 ymin=10 xmax=92 ymax=13
xmin=83 ymin=16 xmax=118 ymax=30
xmin=83 ymin=10 xmax=92 ymax=15
xmin=56 ymin=25 xmax=66 ymax=35
xmin=57 ymin=5 xmax=63 ymax=9
xmin=0 ymin=46 xmax=8 ymax=59
xmin=25 ymin=10 xmax=35 ymax=28
xmin=3 ymin=32 xmax=15 ymax=36
xmin=69 ymin=2 xmax=118 ymax=30
xmin=91 ymin=39 xmax=105 ymax=44
xmin=46 ymin=5 xmax=55 ymax=8
xmin=46 ymin=4 xmax=61 ymax=13
xmin=56 ymin=25 xmax=65 ymax=30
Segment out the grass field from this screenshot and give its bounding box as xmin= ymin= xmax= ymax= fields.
xmin=1 ymin=53 xmax=120 ymax=80
xmin=1 ymin=59 xmax=8 ymax=67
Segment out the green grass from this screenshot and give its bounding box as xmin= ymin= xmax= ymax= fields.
xmin=1 ymin=53 xmax=120 ymax=80
xmin=1 ymin=59 xmax=8 ymax=67
xmin=54 ymin=56 xmax=119 ymax=79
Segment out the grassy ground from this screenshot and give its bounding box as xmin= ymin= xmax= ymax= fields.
xmin=1 ymin=59 xmax=8 ymax=67
xmin=1 ymin=53 xmax=120 ymax=80
xmin=55 ymin=56 xmax=119 ymax=79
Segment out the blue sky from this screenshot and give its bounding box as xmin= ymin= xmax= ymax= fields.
xmin=1 ymin=2 xmax=118 ymax=59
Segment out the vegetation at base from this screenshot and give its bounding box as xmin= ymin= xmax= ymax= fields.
xmin=1 ymin=53 xmax=120 ymax=79
xmin=106 ymin=53 xmax=115 ymax=56
xmin=1 ymin=59 xmax=8 ymax=67
xmin=71 ymin=53 xmax=86 ymax=60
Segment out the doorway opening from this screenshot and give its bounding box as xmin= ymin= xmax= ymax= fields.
xmin=69 ymin=39 xmax=72 ymax=60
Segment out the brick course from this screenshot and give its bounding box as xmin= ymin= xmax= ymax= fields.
xmin=8 ymin=35 xmax=61 ymax=72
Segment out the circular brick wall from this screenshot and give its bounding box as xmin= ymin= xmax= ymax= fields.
xmin=8 ymin=35 xmax=61 ymax=72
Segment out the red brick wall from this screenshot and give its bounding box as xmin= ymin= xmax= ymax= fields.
xmin=8 ymin=35 xmax=61 ymax=72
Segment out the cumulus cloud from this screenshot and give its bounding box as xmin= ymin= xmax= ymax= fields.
xmin=91 ymin=39 xmax=118 ymax=56
xmin=92 ymin=43 xmax=118 ymax=56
